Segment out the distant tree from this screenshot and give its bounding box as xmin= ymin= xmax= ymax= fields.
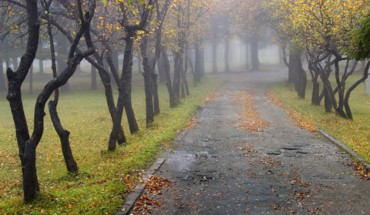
xmin=234 ymin=0 xmax=266 ymax=71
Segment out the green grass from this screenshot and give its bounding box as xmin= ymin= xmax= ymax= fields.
xmin=0 ymin=74 xmax=224 ymax=214
xmin=271 ymin=75 xmax=370 ymax=162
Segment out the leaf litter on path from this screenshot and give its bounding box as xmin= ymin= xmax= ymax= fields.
xmin=132 ymin=176 xmax=173 ymax=214
xmin=232 ymin=90 xmax=269 ymax=132
xmin=266 ymin=90 xmax=318 ymax=133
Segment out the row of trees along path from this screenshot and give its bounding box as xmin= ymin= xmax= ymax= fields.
xmin=0 ymin=0 xmax=369 ymax=204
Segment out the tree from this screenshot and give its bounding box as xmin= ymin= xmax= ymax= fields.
xmin=42 ymin=0 xmax=79 ymax=173
xmin=5 ymin=0 xmax=95 ymax=202
xmin=139 ymin=0 xmax=171 ymax=125
xmin=234 ymin=0 xmax=266 ymax=71
xmin=107 ymin=0 xmax=156 ymax=151
xmin=266 ymin=0 xmax=370 ymax=119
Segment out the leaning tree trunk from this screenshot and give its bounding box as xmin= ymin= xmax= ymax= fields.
xmin=45 ymin=6 xmax=78 ymax=173
xmin=49 ymin=101 xmax=78 ymax=172
xmin=343 ymin=60 xmax=370 ymax=119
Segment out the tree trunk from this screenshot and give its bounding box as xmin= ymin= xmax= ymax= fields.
xmin=23 ymin=141 xmax=39 ymax=202
xmin=343 ymin=61 xmax=370 ymax=119
xmin=85 ymin=54 xmax=126 ymax=145
xmin=123 ymin=38 xmax=139 ymax=134
xmin=29 ymin=65 xmax=33 ymax=94
xmin=224 ymin=35 xmax=230 ymax=73
xmin=173 ymin=52 xmax=182 ymax=103
xmin=108 ymin=30 xmax=139 ymax=150
xmin=245 ymin=42 xmax=250 ymax=70
xmin=199 ymin=42 xmax=205 ymax=78
xmin=152 ymin=74 xmax=160 ymax=114
xmin=312 ymin=81 xmax=320 ymax=105
xmin=6 ymin=0 xmax=40 ymax=202
xmin=162 ymin=48 xmax=176 ymax=107
xmin=0 ymin=59 xmax=6 ymax=91
xmin=194 ymin=39 xmax=201 ymax=85
xmin=212 ymin=35 xmax=218 ymax=73
xmin=46 ymin=7 xmax=79 ymax=174
xmin=323 ymin=89 xmax=333 ymax=112
xmin=157 ymin=55 xmax=166 ymax=82
xmin=308 ymin=64 xmax=321 ymax=105
xmin=140 ymin=36 xmax=154 ymax=125
xmin=250 ymin=32 xmax=259 ymax=71
xmin=290 ymin=50 xmax=306 ymax=99
xmin=49 ymin=101 xmax=78 ymax=173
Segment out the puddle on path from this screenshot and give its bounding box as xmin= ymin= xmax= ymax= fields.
xmin=166 ymin=150 xmax=196 ymax=172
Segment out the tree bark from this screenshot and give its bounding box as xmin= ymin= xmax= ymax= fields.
xmin=173 ymin=52 xmax=182 ymax=103
xmin=212 ymin=35 xmax=218 ymax=73
xmin=194 ymin=38 xmax=201 ymax=85
xmin=108 ymin=29 xmax=139 ymax=150
xmin=49 ymin=101 xmax=78 ymax=172
xmin=162 ymin=48 xmax=176 ymax=107
xmin=290 ymin=49 xmax=306 ymax=99
xmin=152 ymin=73 xmax=160 ymax=114
xmin=343 ymin=61 xmax=370 ymax=119
xmin=140 ymin=36 xmax=154 ymax=125
xmin=224 ymin=35 xmax=230 ymax=73
xmin=0 ymin=59 xmax=6 ymax=91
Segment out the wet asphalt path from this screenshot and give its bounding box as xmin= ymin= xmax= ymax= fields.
xmin=136 ymin=70 xmax=370 ymax=215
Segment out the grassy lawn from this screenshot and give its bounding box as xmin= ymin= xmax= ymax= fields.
xmin=271 ymin=75 xmax=370 ymax=163
xmin=0 ymin=73 xmax=224 ymax=214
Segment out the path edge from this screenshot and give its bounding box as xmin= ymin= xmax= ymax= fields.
xmin=115 ymin=158 xmax=166 ymax=215
xmin=318 ymin=128 xmax=370 ymax=170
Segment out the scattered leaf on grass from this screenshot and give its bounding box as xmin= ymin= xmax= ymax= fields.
xmin=266 ymin=90 xmax=317 ymax=133
xmin=184 ymin=117 xmax=198 ymax=130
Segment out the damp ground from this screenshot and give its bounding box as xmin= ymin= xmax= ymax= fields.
xmin=131 ymin=69 xmax=370 ymax=215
